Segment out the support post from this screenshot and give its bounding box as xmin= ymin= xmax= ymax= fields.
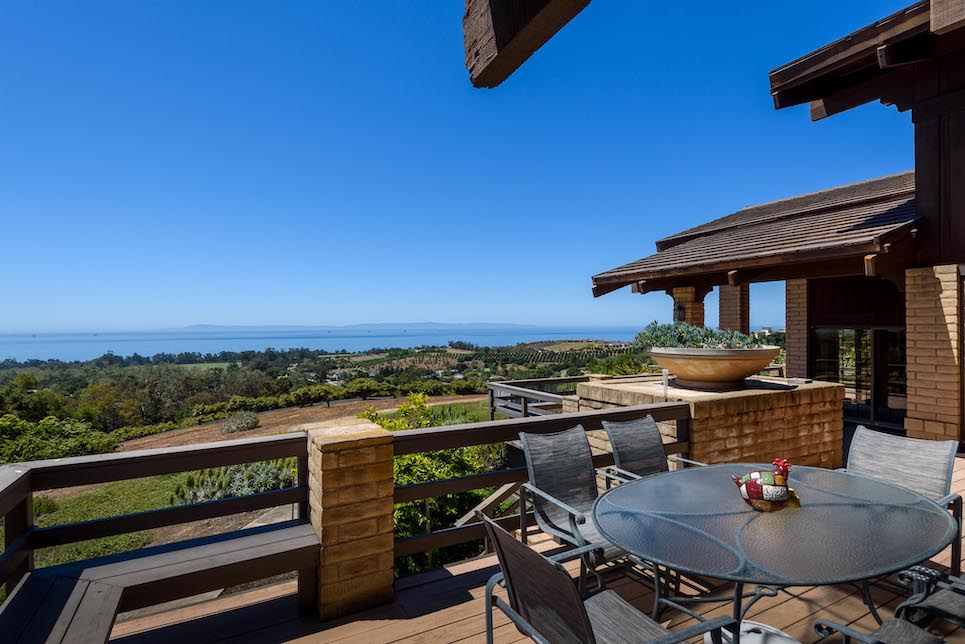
xmin=307 ymin=419 xmax=395 ymax=620
xmin=719 ymin=284 xmax=750 ymax=334
xmin=669 ymin=286 xmax=710 ymax=327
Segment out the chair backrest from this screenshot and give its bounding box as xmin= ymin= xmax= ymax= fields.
xmin=519 ymin=426 xmax=598 ymax=533
xmin=848 ymin=425 xmax=959 ymax=502
xmin=480 ymin=513 xmax=595 ymax=644
xmin=602 ymin=415 xmax=669 ymax=478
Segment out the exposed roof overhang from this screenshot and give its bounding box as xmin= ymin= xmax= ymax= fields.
xmin=591 ymin=173 xmax=921 ymax=297
xmin=769 ymin=1 xmax=965 ymax=120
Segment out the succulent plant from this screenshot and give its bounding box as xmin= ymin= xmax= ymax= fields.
xmin=633 ymin=322 xmax=764 ymax=350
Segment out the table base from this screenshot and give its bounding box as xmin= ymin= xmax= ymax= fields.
xmin=703 ymin=620 xmax=800 ymax=644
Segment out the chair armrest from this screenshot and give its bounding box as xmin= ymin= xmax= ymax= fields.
xmin=648 ymin=616 xmax=737 ymax=644
xmin=606 ymin=466 xmax=642 ymax=481
xmin=596 ymin=468 xmax=638 ymax=485
xmin=939 ymin=492 xmax=962 ymax=509
xmin=668 ymin=454 xmax=707 ymax=467
xmin=547 ymin=543 xmax=605 ymax=565
xmin=814 ymin=619 xmax=879 ymax=643
xmin=520 ymin=483 xmax=586 ymax=525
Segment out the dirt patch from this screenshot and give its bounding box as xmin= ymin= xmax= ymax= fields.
xmin=118 ymin=394 xmax=486 ymax=451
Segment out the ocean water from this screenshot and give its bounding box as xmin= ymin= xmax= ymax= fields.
xmin=0 ymin=325 xmax=640 ymax=362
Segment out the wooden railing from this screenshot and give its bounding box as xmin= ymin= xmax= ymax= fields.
xmin=487 ymin=374 xmax=662 ymax=419
xmin=0 ymin=432 xmax=308 ymax=594
xmin=392 ymin=401 xmax=691 ymax=557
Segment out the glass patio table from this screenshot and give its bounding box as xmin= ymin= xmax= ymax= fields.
xmin=593 ymin=463 xmax=958 ymax=644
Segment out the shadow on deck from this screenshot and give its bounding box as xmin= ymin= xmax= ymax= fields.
xmin=110 ymin=457 xmax=965 ymax=643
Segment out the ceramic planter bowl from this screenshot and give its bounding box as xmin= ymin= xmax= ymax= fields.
xmin=649 ymin=346 xmax=781 ymax=391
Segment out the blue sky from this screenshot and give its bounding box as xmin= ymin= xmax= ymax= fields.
xmin=0 ymin=2 xmax=916 ymax=332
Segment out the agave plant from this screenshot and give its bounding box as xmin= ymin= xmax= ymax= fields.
xmin=633 ymin=322 xmax=764 ymax=350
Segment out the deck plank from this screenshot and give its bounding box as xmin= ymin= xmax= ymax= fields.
xmin=109 ymin=456 xmax=965 ymax=642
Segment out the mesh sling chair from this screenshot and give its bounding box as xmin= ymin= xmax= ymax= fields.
xmin=480 ymin=512 xmax=735 ymax=644
xmin=518 ymin=425 xmax=633 ymax=590
xmin=894 ymin=565 xmax=965 ymax=631
xmin=601 ymin=416 xmax=705 ymax=486
xmin=846 ymin=426 xmax=961 ymax=576
xmin=814 ymin=617 xmax=945 ymax=644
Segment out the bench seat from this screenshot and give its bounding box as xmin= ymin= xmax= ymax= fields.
xmin=0 ymin=520 xmax=319 ymax=644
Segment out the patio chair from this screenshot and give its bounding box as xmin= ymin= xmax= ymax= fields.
xmin=480 ymin=512 xmax=735 ymax=644
xmin=815 ymin=617 xmax=945 ymax=643
xmin=846 ymin=426 xmax=961 ymax=575
xmin=601 ymin=416 xmax=705 ymax=485
xmin=895 ymin=565 xmax=965 ymax=630
xmin=518 ymin=425 xmax=629 ymax=586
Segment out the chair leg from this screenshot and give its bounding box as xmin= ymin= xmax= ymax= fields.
xmin=860 ymin=581 xmax=883 ymax=625
xmin=952 ymin=496 xmax=963 ymax=577
xmin=519 ymin=490 xmax=528 ymax=545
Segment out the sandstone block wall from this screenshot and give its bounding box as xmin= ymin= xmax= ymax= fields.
xmin=905 ymin=265 xmax=962 ymax=441
xmin=306 ymin=419 xmax=395 ymax=620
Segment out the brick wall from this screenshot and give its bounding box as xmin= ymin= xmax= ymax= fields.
xmin=671 ymin=286 xmax=706 ymax=327
xmin=576 ymin=378 xmax=844 ymax=468
xmin=905 ymin=265 xmax=962 ymax=441
xmin=719 ymin=284 xmax=750 ymax=334
xmin=307 ymin=419 xmax=395 ymax=620
xmin=785 ymin=279 xmax=808 ymax=378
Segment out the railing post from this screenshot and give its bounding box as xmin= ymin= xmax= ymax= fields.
xmin=488 ymin=388 xmax=495 ymax=421
xmin=307 ymin=419 xmax=395 ymax=621
xmin=4 ymin=492 xmax=33 ymax=595
xmin=521 ymin=397 xmax=529 ymax=418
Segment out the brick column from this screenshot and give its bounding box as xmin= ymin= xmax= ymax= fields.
xmin=905 ymin=266 xmax=962 ymax=441
xmin=307 ymin=419 xmax=395 ymax=620
xmin=671 ymin=286 xmax=708 ymax=327
xmin=719 ymin=284 xmax=750 ymax=334
xmin=785 ymin=279 xmax=808 ymax=378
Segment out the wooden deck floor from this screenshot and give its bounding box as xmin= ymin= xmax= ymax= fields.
xmin=111 ymin=459 xmax=965 ymax=643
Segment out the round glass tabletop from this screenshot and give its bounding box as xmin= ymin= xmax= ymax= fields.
xmin=593 ymin=464 xmax=957 ymax=586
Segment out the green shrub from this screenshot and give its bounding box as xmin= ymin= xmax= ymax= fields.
xmin=171 ymin=459 xmax=295 ymax=505
xmin=634 ymin=321 xmax=763 ymax=350
xmin=33 ymin=494 xmax=59 ymax=517
xmin=0 ymin=414 xmax=117 ymax=464
xmin=220 ymin=411 xmax=260 ymax=434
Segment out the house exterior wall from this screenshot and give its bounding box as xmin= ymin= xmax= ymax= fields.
xmin=785 ymin=279 xmax=809 ymax=378
xmin=905 ymin=265 xmax=963 ymax=442
xmin=719 ymin=284 xmax=750 ymax=334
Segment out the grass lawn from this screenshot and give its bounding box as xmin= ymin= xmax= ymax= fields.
xmin=33 ymin=473 xmax=190 ymax=568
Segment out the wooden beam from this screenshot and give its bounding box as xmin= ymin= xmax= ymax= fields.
xmin=463 ymin=0 xmax=591 ymax=88
xmin=809 ymin=72 xmax=901 ymax=121
xmin=864 ymin=254 xmax=879 ymax=277
xmin=932 ymin=0 xmax=965 ymax=35
xmin=876 ymin=34 xmax=934 ymax=68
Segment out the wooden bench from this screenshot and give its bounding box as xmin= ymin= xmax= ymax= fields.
xmin=0 ymin=520 xmax=319 ymax=643
xmin=0 ymin=435 xmax=319 ymax=644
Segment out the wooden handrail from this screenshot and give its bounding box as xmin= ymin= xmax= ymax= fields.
xmin=29 ymin=432 xmax=307 ymax=490
xmin=488 ymin=382 xmax=566 ymax=405
xmin=0 ymin=431 xmax=310 ymax=592
xmin=393 ymin=402 xmax=690 ymax=455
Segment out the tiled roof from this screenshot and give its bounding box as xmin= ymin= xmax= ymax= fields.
xmin=592 ymin=172 xmax=919 ymax=295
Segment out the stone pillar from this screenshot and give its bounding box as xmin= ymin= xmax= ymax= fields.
xmin=670 ymin=286 xmax=708 ymax=327
xmin=785 ymin=279 xmax=808 ymax=378
xmin=307 ymin=419 xmax=395 ymax=620
xmin=905 ymin=266 xmax=962 ymax=441
xmin=719 ymin=284 xmax=750 ymax=334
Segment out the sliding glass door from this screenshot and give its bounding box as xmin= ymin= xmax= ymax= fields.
xmin=811 ymin=327 xmax=906 ymax=427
